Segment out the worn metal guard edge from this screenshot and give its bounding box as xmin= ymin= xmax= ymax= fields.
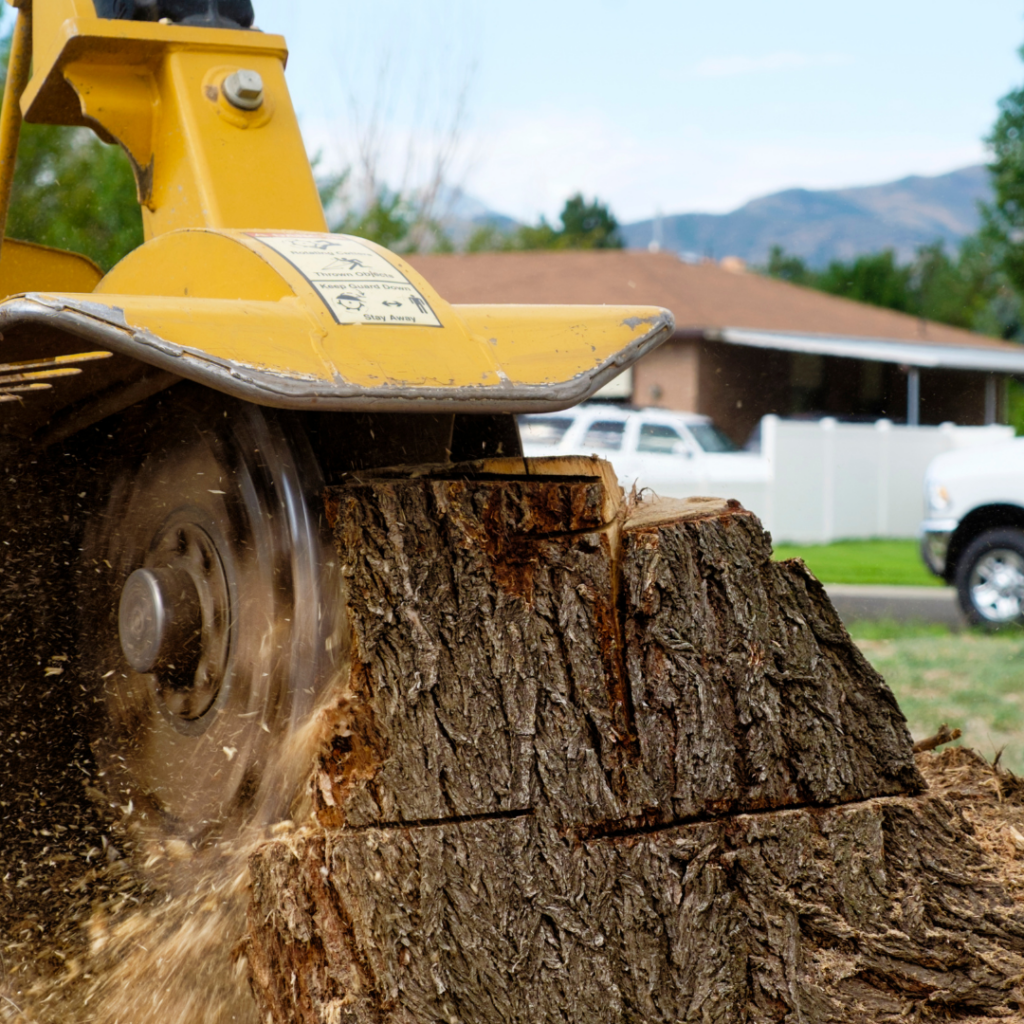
xmin=0 ymin=296 xmax=674 ymax=412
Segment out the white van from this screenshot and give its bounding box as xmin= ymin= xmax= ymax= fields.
xmin=519 ymin=404 xmax=771 ymax=508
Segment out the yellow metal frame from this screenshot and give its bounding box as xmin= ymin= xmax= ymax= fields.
xmin=0 ymin=0 xmax=673 ymax=415
xmin=22 ymin=0 xmax=325 ymax=236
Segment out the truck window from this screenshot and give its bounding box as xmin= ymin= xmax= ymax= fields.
xmin=638 ymin=423 xmax=684 ymax=453
xmin=519 ymin=416 xmax=574 ymax=446
xmin=582 ymin=421 xmax=625 ymax=451
xmin=689 ymin=423 xmax=739 ymax=453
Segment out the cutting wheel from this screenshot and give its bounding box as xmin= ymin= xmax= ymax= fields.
xmin=79 ymin=385 xmax=344 ymax=850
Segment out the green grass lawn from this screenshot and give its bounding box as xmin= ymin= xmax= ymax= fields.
xmin=851 ymin=620 xmax=1024 ymax=774
xmin=773 ymin=538 xmax=942 ymax=587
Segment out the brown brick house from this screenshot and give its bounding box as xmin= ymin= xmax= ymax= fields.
xmin=407 ymin=250 xmax=1024 ymax=446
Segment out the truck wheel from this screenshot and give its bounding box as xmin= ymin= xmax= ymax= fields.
xmin=955 ymin=528 xmax=1024 ymax=627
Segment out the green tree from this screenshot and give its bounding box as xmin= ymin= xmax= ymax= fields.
xmin=555 ymin=193 xmax=623 ymax=249
xmin=466 ymin=221 xmax=510 ymax=252
xmin=339 ymin=192 xmax=413 ymax=251
xmin=764 ymin=244 xmax=812 ymax=285
xmin=814 ymin=250 xmax=913 ymax=311
xmin=975 ymin=76 xmax=1024 ymax=430
xmin=7 ymin=124 xmax=143 ymax=271
xmin=763 ymin=241 xmax=1016 ymax=338
xmin=318 ymin=165 xmax=455 ymax=253
xmin=984 ymin=51 xmax=1024 ymax=291
xmin=0 ymin=28 xmax=143 ymax=271
xmin=467 ymin=193 xmax=624 ymax=251
xmin=910 ymin=239 xmax=1012 ymax=332
xmin=764 ymin=246 xmax=913 ymax=310
xmin=513 ymin=217 xmax=560 ymax=249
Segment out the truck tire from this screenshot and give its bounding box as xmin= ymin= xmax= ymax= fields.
xmin=955 ymin=527 xmax=1024 ymax=627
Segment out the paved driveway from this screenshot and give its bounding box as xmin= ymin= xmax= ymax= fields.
xmin=824 ymin=584 xmax=961 ymax=627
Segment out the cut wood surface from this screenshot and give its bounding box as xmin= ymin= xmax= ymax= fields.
xmin=246 ymin=457 xmax=957 ymax=1023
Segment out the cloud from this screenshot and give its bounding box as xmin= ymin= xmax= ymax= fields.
xmin=460 ymin=108 xmax=984 ymax=224
xmin=691 ymin=52 xmax=854 ymax=78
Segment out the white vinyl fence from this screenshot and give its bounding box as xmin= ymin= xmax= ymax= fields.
xmin=750 ymin=416 xmax=1014 ymax=544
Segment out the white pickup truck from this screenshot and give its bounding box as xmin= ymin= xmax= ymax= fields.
xmin=519 ymin=404 xmax=771 ymax=509
xmin=922 ymin=438 xmax=1024 ymax=625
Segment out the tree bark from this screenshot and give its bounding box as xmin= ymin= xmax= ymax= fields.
xmin=248 ymin=792 xmax=1024 ymax=1023
xmin=244 ymin=457 xmax=1015 ymax=1024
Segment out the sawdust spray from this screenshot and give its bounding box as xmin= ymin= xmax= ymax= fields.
xmin=0 ymin=678 xmax=350 ymax=1024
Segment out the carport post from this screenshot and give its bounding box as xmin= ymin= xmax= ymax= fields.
xmin=985 ymin=375 xmax=998 ymax=424
xmin=906 ymin=367 xmax=920 ymax=426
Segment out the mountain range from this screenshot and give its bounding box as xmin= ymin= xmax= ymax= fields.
xmin=619 ymin=165 xmax=991 ymax=267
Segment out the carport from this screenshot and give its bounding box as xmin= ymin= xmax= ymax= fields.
xmin=709 ymin=326 xmax=1024 ymax=427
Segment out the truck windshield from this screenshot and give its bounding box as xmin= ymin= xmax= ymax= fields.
xmin=689 ymin=423 xmax=739 ymax=453
xmin=638 ymin=423 xmax=684 ymax=453
xmin=519 ymin=416 xmax=573 ymax=446
xmin=582 ymin=421 xmax=625 ymax=451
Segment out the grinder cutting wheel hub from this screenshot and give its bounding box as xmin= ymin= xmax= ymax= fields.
xmin=0 ymin=0 xmax=671 ymax=857
xmin=119 ymin=557 xmax=223 ymax=721
xmin=82 ymin=390 xmax=343 ymax=846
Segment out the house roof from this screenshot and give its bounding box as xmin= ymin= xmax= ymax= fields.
xmin=407 ymin=250 xmax=1024 ymax=373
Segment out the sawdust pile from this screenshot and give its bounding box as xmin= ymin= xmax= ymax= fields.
xmin=920 ymin=745 xmax=1024 ymax=891
xmin=889 ymin=746 xmax=1024 ymax=1024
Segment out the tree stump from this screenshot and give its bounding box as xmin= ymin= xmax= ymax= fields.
xmin=245 ymin=458 xmax=1024 ymax=1022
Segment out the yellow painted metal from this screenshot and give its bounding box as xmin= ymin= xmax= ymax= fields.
xmin=85 ymin=294 xmax=329 ymax=378
xmin=0 ymin=5 xmax=33 ymax=259
xmin=455 ymin=305 xmax=662 ymax=386
xmin=99 ymin=228 xmax=293 ymax=300
xmin=76 ymin=292 xmax=667 ymax=394
xmin=0 ymin=238 xmax=102 ymax=296
xmin=21 ymin=0 xmax=326 ymax=237
xmin=89 ymin=228 xmax=668 ymax=396
xmin=0 ymin=2 xmax=674 ymax=413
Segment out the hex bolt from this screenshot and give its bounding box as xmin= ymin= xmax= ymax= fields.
xmin=222 ymin=69 xmax=264 ymax=111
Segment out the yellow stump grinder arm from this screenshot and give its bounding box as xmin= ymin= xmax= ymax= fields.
xmin=0 ymin=0 xmax=673 ymax=849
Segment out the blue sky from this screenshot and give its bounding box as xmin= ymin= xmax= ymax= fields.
xmin=34 ymin=2 xmax=1024 ymax=223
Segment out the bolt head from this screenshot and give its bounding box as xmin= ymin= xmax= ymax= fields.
xmin=223 ymin=69 xmax=264 ymax=111
xmin=119 ymin=569 xmax=168 ymax=673
xmin=118 ymin=568 xmax=202 ymax=674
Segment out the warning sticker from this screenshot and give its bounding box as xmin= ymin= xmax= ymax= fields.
xmin=248 ymin=233 xmax=442 ymax=328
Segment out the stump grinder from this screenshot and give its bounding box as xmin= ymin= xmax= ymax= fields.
xmin=0 ymin=0 xmax=672 ymax=854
